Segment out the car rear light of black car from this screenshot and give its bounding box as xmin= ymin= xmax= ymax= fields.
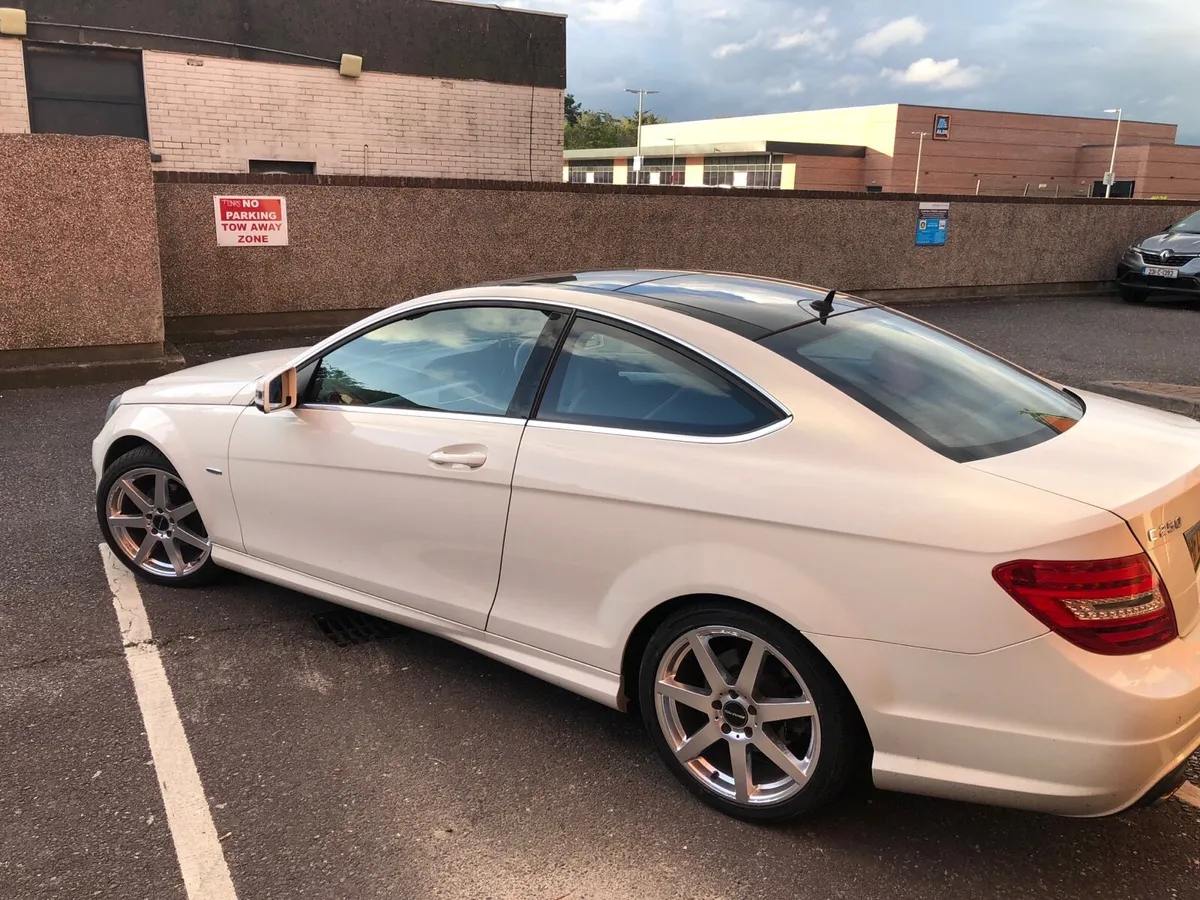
xmin=992 ymin=554 xmax=1178 ymax=655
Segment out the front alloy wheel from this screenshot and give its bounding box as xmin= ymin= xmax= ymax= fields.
xmin=640 ymin=606 xmax=862 ymax=822
xmin=98 ymin=446 xmax=218 ymax=587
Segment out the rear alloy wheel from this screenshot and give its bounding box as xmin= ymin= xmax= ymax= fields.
xmin=98 ymin=446 xmax=218 ymax=587
xmin=639 ymin=606 xmax=862 ymax=823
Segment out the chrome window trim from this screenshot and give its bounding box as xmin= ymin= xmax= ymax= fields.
xmin=298 ymin=404 xmax=528 ymax=427
xmin=525 ymin=415 xmax=793 ymax=445
xmin=290 ymin=296 xmax=793 ymax=432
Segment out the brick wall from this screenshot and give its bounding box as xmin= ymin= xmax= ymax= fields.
xmin=142 ymin=50 xmax=562 ymax=180
xmin=893 ymin=105 xmax=1178 ymax=196
xmin=0 ymin=38 xmax=29 ymax=133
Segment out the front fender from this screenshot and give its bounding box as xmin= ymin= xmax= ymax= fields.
xmin=93 ymin=404 xmax=247 ymax=552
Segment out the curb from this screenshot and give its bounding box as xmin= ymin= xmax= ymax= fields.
xmin=0 ymin=345 xmax=187 ymax=389
xmin=1085 ymin=382 xmax=1200 ymax=419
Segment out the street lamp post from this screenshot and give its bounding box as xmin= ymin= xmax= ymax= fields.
xmin=1104 ymin=107 xmax=1123 ymax=199
xmin=625 ymin=87 xmax=659 ymax=184
xmin=911 ymin=131 xmax=930 ymax=193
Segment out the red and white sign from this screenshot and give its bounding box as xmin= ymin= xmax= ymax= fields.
xmin=213 ymin=195 xmax=289 ymax=247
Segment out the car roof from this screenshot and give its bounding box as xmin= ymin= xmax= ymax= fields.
xmin=477 ymin=269 xmax=871 ymax=339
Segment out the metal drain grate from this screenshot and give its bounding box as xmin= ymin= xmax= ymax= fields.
xmin=312 ymin=610 xmax=405 ymax=648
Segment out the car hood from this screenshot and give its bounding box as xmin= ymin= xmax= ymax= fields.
xmin=1138 ymin=232 xmax=1200 ymax=254
xmin=121 ymin=347 xmax=307 ymax=406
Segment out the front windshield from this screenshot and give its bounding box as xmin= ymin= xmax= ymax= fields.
xmin=1169 ymin=211 xmax=1200 ymax=234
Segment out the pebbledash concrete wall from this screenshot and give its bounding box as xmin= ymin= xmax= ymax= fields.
xmin=4 ymin=132 xmax=1199 ymax=374
xmin=0 ymin=135 xmax=164 ymax=356
xmin=154 ymin=173 xmax=1200 ymax=324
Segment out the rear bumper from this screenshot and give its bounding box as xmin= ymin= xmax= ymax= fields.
xmin=1117 ymin=262 xmax=1200 ymax=296
xmin=812 ymin=627 xmax=1200 ymax=817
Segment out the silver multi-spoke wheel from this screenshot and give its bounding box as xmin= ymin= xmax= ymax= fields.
xmin=654 ymin=626 xmax=820 ymax=807
xmin=105 ymin=467 xmax=211 ymax=579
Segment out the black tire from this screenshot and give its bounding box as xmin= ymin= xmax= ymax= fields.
xmin=1119 ymin=285 xmax=1146 ymax=303
xmin=638 ymin=603 xmax=865 ymax=823
xmin=97 ymin=445 xmax=220 ymax=588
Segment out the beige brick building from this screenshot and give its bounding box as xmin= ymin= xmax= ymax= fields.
xmin=0 ymin=37 xmax=28 ymax=132
xmin=0 ymin=0 xmax=564 ymax=179
xmin=567 ymin=104 xmax=1200 ymax=200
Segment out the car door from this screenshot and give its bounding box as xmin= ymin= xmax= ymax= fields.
xmin=227 ymin=302 xmax=567 ymax=629
xmin=487 ymin=314 xmax=787 ymax=668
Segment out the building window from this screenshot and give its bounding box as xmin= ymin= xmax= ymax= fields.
xmin=249 ymin=160 xmax=316 ymax=175
xmin=631 ymin=157 xmax=685 ymax=186
xmin=702 ymin=156 xmax=782 ymax=189
xmin=24 ymin=43 xmax=148 ymax=139
xmin=568 ymin=162 xmax=614 ymax=184
xmin=865 ymin=185 xmax=884 ymax=193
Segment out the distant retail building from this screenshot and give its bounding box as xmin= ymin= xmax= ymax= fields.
xmin=0 ymin=0 xmax=565 ymax=179
xmin=565 ymin=104 xmax=1200 ymax=199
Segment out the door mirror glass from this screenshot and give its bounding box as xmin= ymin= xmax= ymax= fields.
xmin=255 ymin=366 xmax=298 ymax=413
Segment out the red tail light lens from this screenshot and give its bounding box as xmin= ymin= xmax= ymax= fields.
xmin=993 ymin=554 xmax=1178 ymax=655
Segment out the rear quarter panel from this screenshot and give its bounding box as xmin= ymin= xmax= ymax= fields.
xmin=486 ymin=313 xmax=1139 ymax=671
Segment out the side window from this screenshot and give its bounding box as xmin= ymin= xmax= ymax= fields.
xmin=309 ymin=306 xmax=556 ymax=417
xmin=536 ymin=318 xmax=781 ymax=437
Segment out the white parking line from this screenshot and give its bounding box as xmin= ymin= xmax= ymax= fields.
xmin=101 ymin=546 xmax=239 ymax=900
xmin=1175 ymin=780 xmax=1200 ymax=809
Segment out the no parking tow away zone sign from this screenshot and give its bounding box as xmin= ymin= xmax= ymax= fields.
xmin=214 ymin=195 xmax=289 ymax=246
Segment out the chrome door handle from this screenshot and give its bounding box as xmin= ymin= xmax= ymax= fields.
xmin=428 ymin=449 xmax=487 ymax=469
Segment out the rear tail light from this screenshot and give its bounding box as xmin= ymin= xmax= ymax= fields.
xmin=992 ymin=554 xmax=1178 ymax=655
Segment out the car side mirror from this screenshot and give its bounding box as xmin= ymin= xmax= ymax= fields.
xmin=255 ymin=365 xmax=298 ymax=413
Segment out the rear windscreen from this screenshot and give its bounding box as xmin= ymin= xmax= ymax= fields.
xmin=760 ymin=308 xmax=1083 ymax=462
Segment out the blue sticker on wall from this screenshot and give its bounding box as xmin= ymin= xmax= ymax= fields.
xmin=916 ymin=203 xmax=950 ymax=246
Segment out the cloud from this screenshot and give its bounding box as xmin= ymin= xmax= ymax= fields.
xmin=501 ymin=0 xmax=648 ymax=23
xmin=833 ymin=73 xmax=870 ymax=95
xmin=712 ymin=39 xmax=755 ymax=59
xmin=882 ymin=57 xmax=986 ymax=90
xmin=766 ymin=79 xmax=806 ymax=96
xmin=773 ymin=27 xmax=838 ymax=53
xmin=853 ymin=16 xmax=928 ymax=56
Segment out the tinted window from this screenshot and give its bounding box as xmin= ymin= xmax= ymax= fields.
xmin=761 ymin=308 xmax=1083 ymax=462
xmin=25 ymin=44 xmax=148 ymax=139
xmin=537 ymin=318 xmax=780 ymax=437
xmin=310 ymin=306 xmax=554 ymax=416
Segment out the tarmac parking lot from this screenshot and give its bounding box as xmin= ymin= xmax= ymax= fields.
xmin=5 ymin=292 xmax=1200 ymax=900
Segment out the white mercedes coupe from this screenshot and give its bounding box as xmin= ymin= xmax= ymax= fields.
xmin=94 ymin=270 xmax=1200 ymax=823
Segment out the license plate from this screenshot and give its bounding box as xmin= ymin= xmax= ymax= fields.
xmin=1186 ymin=521 xmax=1200 ymax=572
xmin=1143 ymin=265 xmax=1179 ymax=278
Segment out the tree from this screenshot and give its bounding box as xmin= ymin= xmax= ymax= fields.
xmin=564 ymin=93 xmax=582 ymax=127
xmin=563 ymin=105 xmax=668 ymax=150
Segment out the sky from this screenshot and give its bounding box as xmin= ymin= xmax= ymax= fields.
xmin=501 ymin=0 xmax=1200 ymax=143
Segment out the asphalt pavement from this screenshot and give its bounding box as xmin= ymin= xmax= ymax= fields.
xmin=4 ymin=294 xmax=1200 ymax=900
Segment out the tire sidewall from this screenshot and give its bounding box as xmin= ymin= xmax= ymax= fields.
xmin=96 ymin=446 xmax=218 ymax=588
xmin=638 ymin=604 xmax=857 ymax=823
